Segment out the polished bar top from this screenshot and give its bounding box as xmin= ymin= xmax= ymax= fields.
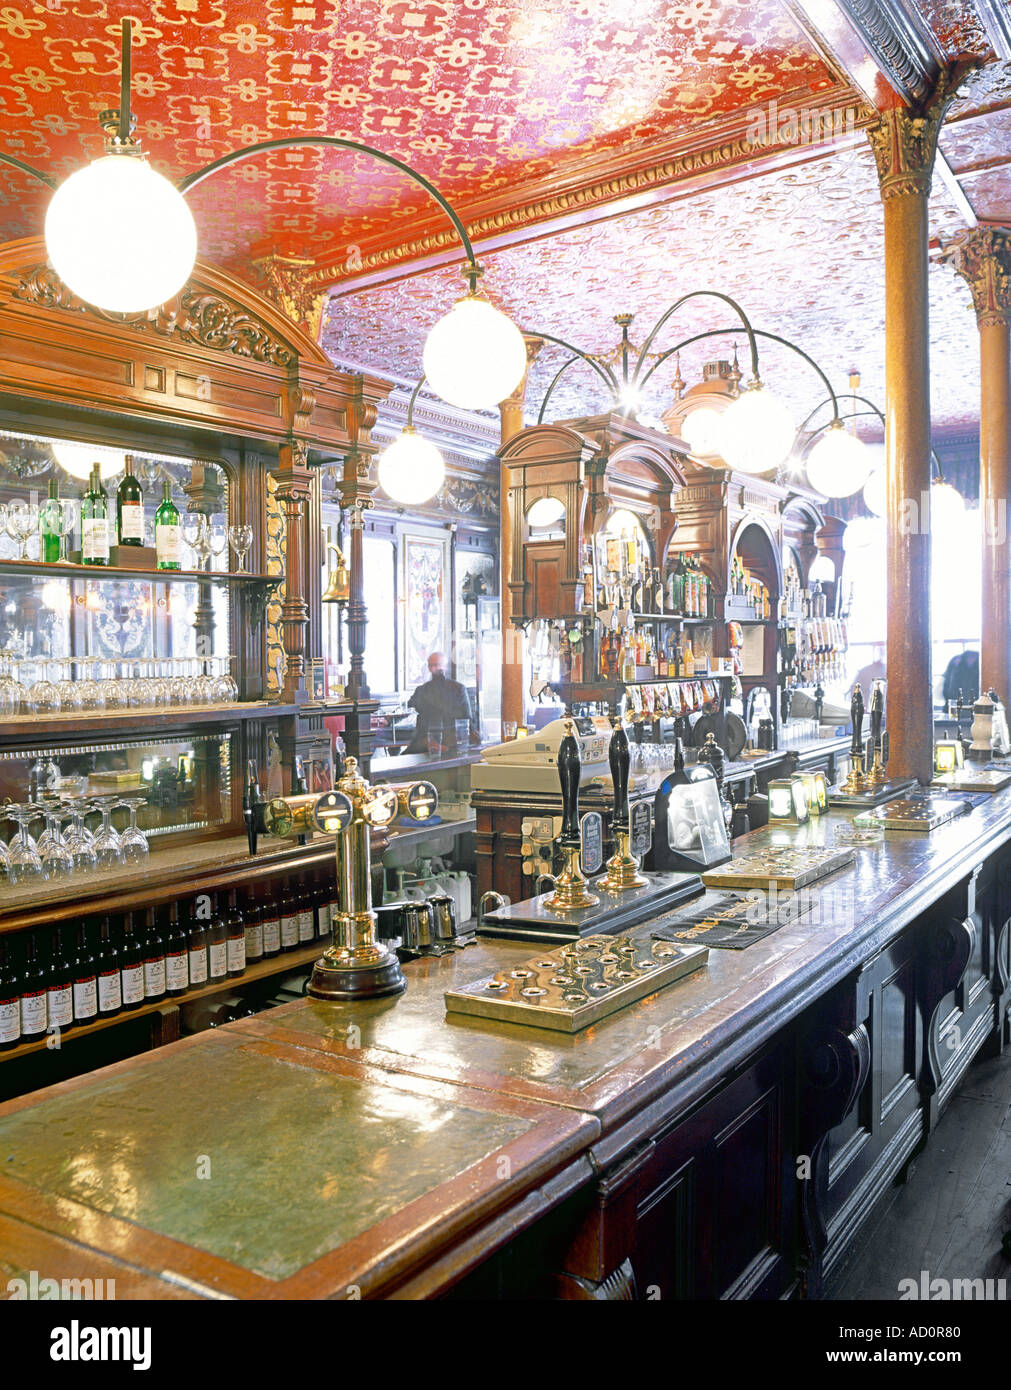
xmin=1 ymin=787 xmax=1009 ymax=1297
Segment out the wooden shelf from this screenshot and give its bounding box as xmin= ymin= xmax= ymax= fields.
xmin=626 ymin=611 xmax=714 ymax=625
xmin=0 ymin=940 xmax=325 ymax=1063
xmin=0 ymin=557 xmax=276 ymax=587
xmin=0 ymin=700 xmax=295 ymax=742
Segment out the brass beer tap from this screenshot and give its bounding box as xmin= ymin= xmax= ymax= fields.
xmin=543 ymin=719 xmax=599 ymax=912
xmin=600 ymin=716 xmax=648 ymax=892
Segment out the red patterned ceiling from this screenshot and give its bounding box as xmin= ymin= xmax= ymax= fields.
xmin=0 ymin=0 xmax=841 ymax=275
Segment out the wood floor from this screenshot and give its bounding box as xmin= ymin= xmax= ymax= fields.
xmin=828 ymin=1048 xmax=1011 ymax=1300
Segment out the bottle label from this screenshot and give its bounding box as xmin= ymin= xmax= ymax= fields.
xmin=72 ymin=977 xmax=97 ymax=1020
xmin=227 ymin=937 xmax=245 ymax=973
xmin=208 ymin=941 xmax=228 ymax=978
xmin=298 ymin=909 xmax=314 ymax=944
xmin=82 ymin=516 xmax=109 ymax=561
xmin=166 ymin=950 xmax=189 ymax=992
xmin=119 ymin=502 xmax=144 ymax=542
xmin=156 ymin=523 xmax=181 ymax=564
xmin=244 ymin=923 xmax=264 ymax=960
xmin=121 ymin=964 xmax=145 ymax=1005
xmin=98 ymin=969 xmax=122 ymax=1014
xmin=280 ymin=913 xmax=299 ymax=949
xmin=188 ymin=944 xmax=208 ymax=985
xmin=0 ymin=997 xmax=19 ymax=1044
xmin=328 ymin=901 xmax=341 ymax=940
xmin=21 ymin=989 xmax=47 ymax=1036
xmin=143 ymin=958 xmax=166 ymax=997
xmin=262 ymin=915 xmax=281 ymax=954
xmin=47 ymin=983 xmax=73 ymax=1028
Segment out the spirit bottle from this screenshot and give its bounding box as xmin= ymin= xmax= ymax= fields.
xmin=96 ymin=916 xmax=122 ymax=1018
xmin=154 ymin=481 xmax=181 ymax=571
xmin=116 ymin=455 xmax=145 ymax=548
xmin=120 ymin=913 xmax=146 ymax=1010
xmin=21 ymin=933 xmax=48 ymax=1040
xmin=47 ymin=927 xmax=74 ymax=1033
xmin=39 ymin=479 xmax=63 ymax=564
xmin=164 ymin=902 xmax=189 ymax=997
xmin=72 ymin=923 xmax=98 ymax=1024
xmin=81 ymin=465 xmax=110 ymax=566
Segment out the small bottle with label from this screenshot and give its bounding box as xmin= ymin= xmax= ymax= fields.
xmin=154 ymin=480 xmax=181 ymax=572
xmin=21 ymin=933 xmax=49 ymax=1041
xmin=164 ymin=902 xmax=189 ymax=997
xmin=116 ymin=455 xmax=145 ymax=549
xmin=297 ymin=876 xmax=316 ymax=946
xmin=39 ymin=479 xmax=64 ymax=564
xmin=81 ymin=465 xmax=110 ymax=567
xmin=47 ymin=926 xmax=74 ymax=1035
xmin=207 ymin=895 xmax=228 ymax=981
xmin=72 ymin=923 xmax=98 ymax=1025
xmin=243 ymin=885 xmax=264 ymax=965
xmin=279 ymin=880 xmax=300 ymax=954
xmin=96 ymin=916 xmax=122 ymax=1018
xmin=120 ymin=913 xmax=146 ymax=1011
xmin=142 ymin=907 xmax=166 ymax=1003
xmin=225 ymin=888 xmax=246 ymax=978
xmin=0 ymin=938 xmax=21 ymax=1050
xmin=186 ymin=907 xmax=209 ymax=988
xmin=261 ymin=888 xmax=281 ymax=960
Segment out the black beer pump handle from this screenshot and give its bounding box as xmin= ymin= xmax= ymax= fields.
xmin=243 ymin=759 xmax=261 ymax=856
xmin=870 ymin=681 xmax=884 ymax=750
xmin=850 ymin=684 xmax=864 ymax=757
xmin=557 ymin=719 xmax=581 ymax=845
xmin=609 ymin=720 xmax=630 ymax=831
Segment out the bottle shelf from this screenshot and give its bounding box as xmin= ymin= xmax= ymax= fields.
xmin=0 ymin=700 xmax=296 ymax=742
xmin=0 ymin=557 xmax=275 ymax=587
xmin=0 ymin=939 xmax=326 ymax=1063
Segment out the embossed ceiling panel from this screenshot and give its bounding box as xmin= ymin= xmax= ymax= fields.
xmin=324 ymin=143 xmax=980 ymax=431
xmin=0 ymin=0 xmax=840 ymax=274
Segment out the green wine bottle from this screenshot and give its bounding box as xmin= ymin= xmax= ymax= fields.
xmin=81 ymin=465 xmax=110 ymax=567
xmin=154 ymin=480 xmax=181 ymax=571
xmin=116 ymin=455 xmax=144 ymax=549
xmin=39 ymin=479 xmax=62 ymax=564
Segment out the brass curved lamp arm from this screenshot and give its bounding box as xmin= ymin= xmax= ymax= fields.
xmin=536 ymin=356 xmax=581 ymax=425
xmin=796 ymin=391 xmax=945 ymax=477
xmin=406 ymin=375 xmax=427 ymax=428
xmin=633 ymin=290 xmax=762 ymax=383
xmin=0 ymin=153 xmax=58 ymax=190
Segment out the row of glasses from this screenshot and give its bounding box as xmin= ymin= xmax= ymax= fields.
xmin=0 ymin=797 xmax=150 ymax=883
xmin=0 ymin=656 xmax=240 ymax=716
xmin=181 ymin=514 xmax=253 ymax=573
xmin=0 ymin=500 xmax=253 ymax=570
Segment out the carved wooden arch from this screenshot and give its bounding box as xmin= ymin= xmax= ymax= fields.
xmin=782 ymin=492 xmax=827 ymax=586
xmin=728 ymin=511 xmax=783 ymax=592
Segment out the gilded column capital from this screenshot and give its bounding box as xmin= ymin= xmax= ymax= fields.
xmin=866 ymin=65 xmax=963 ymax=201
xmin=947 ymin=226 xmax=1011 ymax=328
xmin=254 ymin=252 xmax=329 ymax=342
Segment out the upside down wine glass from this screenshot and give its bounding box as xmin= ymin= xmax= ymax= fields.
xmin=39 ymin=806 xmax=74 ymax=881
xmin=6 ymin=804 xmax=44 ymax=883
xmin=118 ymin=797 xmax=150 ymax=865
xmin=92 ymin=799 xmax=125 ymax=870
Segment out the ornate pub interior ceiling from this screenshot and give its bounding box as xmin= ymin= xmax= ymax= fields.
xmin=0 ymin=0 xmax=1008 ymax=441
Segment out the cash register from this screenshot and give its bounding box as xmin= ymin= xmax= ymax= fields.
xmin=470 ymin=715 xmax=613 ymax=793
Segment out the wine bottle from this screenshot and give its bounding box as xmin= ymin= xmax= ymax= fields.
xmin=0 ymin=937 xmax=20 ymax=1049
xmin=21 ymin=934 xmax=48 ymax=1041
xmin=154 ymin=481 xmax=181 ymax=572
xmin=164 ymin=902 xmax=189 ymax=997
xmin=324 ymin=869 xmax=339 ymax=940
xmin=225 ymin=888 xmax=246 ymax=978
xmin=47 ymin=926 xmax=74 ymax=1033
xmin=116 ymin=455 xmax=145 ymax=549
xmin=141 ymin=907 xmax=166 ymax=1002
xmin=81 ymin=465 xmax=110 ymax=567
xmin=96 ymin=916 xmax=122 ymax=1018
xmin=71 ymin=923 xmax=98 ymax=1024
xmin=261 ymin=889 xmax=281 ymax=959
xmin=297 ymin=876 xmax=316 ymax=946
xmin=207 ymin=895 xmax=228 ymax=980
xmin=279 ymin=880 xmax=300 ymax=953
xmin=120 ymin=913 xmax=145 ymax=1010
xmin=186 ymin=908 xmax=209 ymax=987
xmin=244 ymin=885 xmax=264 ymax=965
xmin=40 ymin=479 xmax=63 ymax=564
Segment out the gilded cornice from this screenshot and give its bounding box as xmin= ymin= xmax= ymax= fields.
xmin=947 ymin=226 xmax=1011 ymax=327
xmin=867 ymin=62 xmax=976 ymax=200
xmin=254 ymin=253 xmax=328 ymax=344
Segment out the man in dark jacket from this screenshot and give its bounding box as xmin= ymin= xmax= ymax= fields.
xmin=406 ymin=652 xmax=472 ymax=753
xmin=942 ymin=649 xmax=979 ymax=704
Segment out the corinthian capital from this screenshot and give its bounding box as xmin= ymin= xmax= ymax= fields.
xmin=866 ymin=65 xmax=963 ymax=201
xmin=947 ymin=226 xmax=1011 ymax=328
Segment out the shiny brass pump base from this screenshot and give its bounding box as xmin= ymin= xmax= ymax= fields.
xmin=308 ymin=915 xmax=406 ymax=1000
xmin=600 ymin=830 xmax=648 ymax=893
xmin=544 ymin=843 xmax=599 ymax=912
xmin=867 ymin=750 xmax=887 ymax=786
xmin=842 ymin=750 xmax=867 ymax=794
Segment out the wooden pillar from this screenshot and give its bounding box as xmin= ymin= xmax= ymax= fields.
xmin=274 ymin=437 xmax=312 ymax=705
xmin=950 ymin=227 xmax=1011 ymax=704
xmin=868 ymin=77 xmax=957 ymax=784
xmin=497 ymin=336 xmax=542 ymax=734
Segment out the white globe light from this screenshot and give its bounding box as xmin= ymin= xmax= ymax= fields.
xmin=863 ymin=467 xmax=886 ymax=517
xmin=805 ymin=424 xmax=872 ymax=498
xmin=843 ymin=516 xmax=880 ymax=551
xmin=45 ymin=154 xmax=197 ymax=313
xmin=718 ymin=385 xmax=795 ymax=474
xmin=808 ymin=554 xmax=836 ymax=583
xmin=680 ymin=405 xmax=724 ymax=457
xmin=526 ymin=496 xmax=565 ymax=528
xmin=930 ymin=479 xmax=965 ymax=530
xmin=51 ymin=439 xmax=124 ymax=482
xmin=377 ymin=428 xmax=445 ymax=505
xmin=423 ymin=295 xmax=527 ymax=411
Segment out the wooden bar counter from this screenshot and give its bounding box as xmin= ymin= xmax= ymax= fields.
xmin=0 ymin=792 xmax=1008 ymax=1300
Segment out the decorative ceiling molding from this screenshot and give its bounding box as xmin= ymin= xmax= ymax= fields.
xmin=835 ymin=0 xmax=945 ymax=102
xmin=975 ymin=0 xmax=1011 ymax=61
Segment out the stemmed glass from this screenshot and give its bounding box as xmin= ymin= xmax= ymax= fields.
xmin=75 ymin=658 xmax=106 ymax=712
xmin=168 ymin=657 xmax=194 ymax=707
xmin=228 ymin=524 xmax=253 ymax=573
xmin=7 ymin=501 xmax=40 ymax=560
xmin=119 ymin=797 xmax=150 ymax=864
xmin=98 ymin=659 xmax=128 ymax=712
xmin=28 ymin=659 xmax=61 ymax=715
xmin=6 ymin=804 xmax=44 ymax=882
xmin=194 ymin=660 xmax=217 ymax=706
xmin=39 ymin=496 xmax=77 ymax=561
xmin=63 ymin=800 xmax=98 ymax=875
xmin=0 ymin=835 xmax=10 ymax=883
xmin=39 ymin=806 xmax=74 ymax=881
xmin=211 ymin=656 xmax=238 ymax=704
xmin=92 ymin=798 xmax=125 ymax=870
xmin=183 ymin=514 xmax=211 ymax=571
xmin=0 ymin=652 xmax=23 ymax=717
xmin=54 ymin=658 xmax=83 ymax=713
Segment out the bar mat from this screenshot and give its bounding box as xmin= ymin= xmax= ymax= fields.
xmin=651 ymin=892 xmax=792 ymax=950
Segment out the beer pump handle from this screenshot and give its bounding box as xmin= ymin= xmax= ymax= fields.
xmin=870 ymin=680 xmax=884 ymax=751
xmin=557 ymin=719 xmax=582 ymax=846
xmin=850 ymin=684 xmax=864 ymax=756
xmin=609 ymin=719 xmax=631 ymax=831
xmin=243 ymin=760 xmax=261 ymax=856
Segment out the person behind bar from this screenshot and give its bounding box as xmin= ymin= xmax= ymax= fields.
xmin=405 ymin=652 xmax=472 ymax=754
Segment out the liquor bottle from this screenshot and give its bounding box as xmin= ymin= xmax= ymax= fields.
xmin=142 ymin=908 xmax=166 ymax=1003
xmin=20 ymin=933 xmax=48 ymax=1041
xmin=186 ymin=908 xmax=209 ymax=988
xmin=164 ymin=902 xmax=189 ymax=997
xmin=40 ymin=479 xmax=63 ymax=564
xmin=241 ymin=885 xmax=263 ymax=964
xmin=657 ymin=641 xmax=668 ymax=680
xmin=279 ymin=879 xmax=300 ymax=953
xmin=207 ymin=895 xmax=228 ymax=980
xmin=96 ymin=916 xmax=122 ymax=1018
xmin=116 ymin=455 xmax=145 ymax=549
xmin=154 ymin=481 xmax=181 ymax=572
xmin=683 ymin=638 xmax=695 ymax=678
xmin=225 ymin=888 xmax=246 ymax=978
xmin=120 ymin=914 xmax=146 ymax=1010
xmin=653 ymin=567 xmax=664 ymax=616
xmin=81 ymin=465 xmax=110 ymax=567
xmin=261 ymin=887 xmax=281 ymax=959
xmin=47 ymin=927 xmax=74 ymax=1034
xmin=0 ymin=937 xmax=20 ymax=1049
xmin=71 ymin=923 xmax=98 ymax=1024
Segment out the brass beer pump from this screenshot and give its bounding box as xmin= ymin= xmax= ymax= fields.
xmin=543 ymin=719 xmax=599 ymax=912
xmin=600 ymin=717 xmax=648 ymax=892
xmin=842 ymin=683 xmax=867 ymax=794
xmin=867 ymin=679 xmax=887 ymax=786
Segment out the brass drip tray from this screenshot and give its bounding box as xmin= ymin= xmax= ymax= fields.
xmin=444 ymin=934 xmax=709 ymax=1033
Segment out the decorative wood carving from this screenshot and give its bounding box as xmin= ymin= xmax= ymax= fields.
xmin=948 ymin=226 xmax=1011 ymax=327
xmin=254 ymin=253 xmax=328 ymax=344
xmin=921 ymin=910 xmax=976 ymax=1129
xmin=866 ymin=64 xmax=967 ymax=199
